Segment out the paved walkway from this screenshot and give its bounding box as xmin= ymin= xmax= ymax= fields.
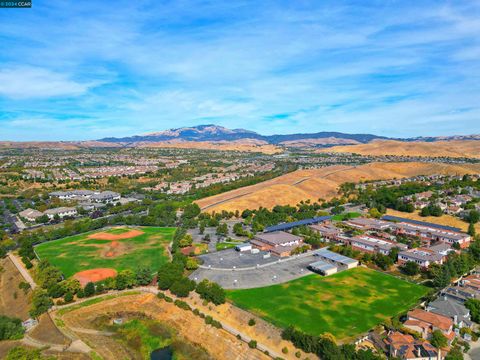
xmin=8 ymin=253 xmax=37 ymax=289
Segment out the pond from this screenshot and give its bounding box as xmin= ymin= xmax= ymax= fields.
xmin=150 ymin=346 xmax=173 ymax=360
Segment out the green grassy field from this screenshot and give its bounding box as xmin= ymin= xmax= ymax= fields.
xmin=228 ymin=267 xmax=428 ymax=340
xmin=331 ymin=212 xmax=362 ymax=221
xmin=35 ymin=227 xmax=175 ymax=278
xmin=215 ymin=240 xmax=243 ymax=251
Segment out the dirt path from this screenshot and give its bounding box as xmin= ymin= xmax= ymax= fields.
xmin=8 ymin=252 xmax=37 ymax=289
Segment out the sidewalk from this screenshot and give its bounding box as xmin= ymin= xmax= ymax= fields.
xmin=8 ymin=252 xmax=37 ymax=289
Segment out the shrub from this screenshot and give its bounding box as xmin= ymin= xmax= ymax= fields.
xmin=248 ymin=340 xmax=257 ymax=349
xmin=63 ymin=292 xmax=73 ymax=303
xmin=282 ymin=347 xmax=288 ymax=354
xmin=248 ymin=318 xmax=256 ymax=326
xmin=174 ymin=300 xmax=191 ymax=311
xmin=0 ymin=316 xmax=24 ymax=340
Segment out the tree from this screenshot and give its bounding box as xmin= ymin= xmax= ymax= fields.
xmin=401 ymin=261 xmax=420 ymax=276
xmin=170 ymin=277 xmax=196 ymax=297
xmin=368 ymin=208 xmax=382 ymax=218
xmin=35 ymin=261 xmax=63 ymax=289
xmin=444 ymin=345 xmax=464 ymax=360
xmin=185 ymin=257 xmax=199 ymax=270
xmin=182 ymin=203 xmax=201 ymax=219
xmin=135 ymin=266 xmax=153 ymax=286
xmin=430 ymin=330 xmax=448 ymax=349
xmin=0 ymin=316 xmax=24 ymax=340
xmin=433 ymin=266 xmax=451 ymax=288
xmin=61 ymin=278 xmax=81 ymax=295
xmin=178 ymin=234 xmax=193 ymax=248
xmin=468 ymin=222 xmax=476 ymax=237
xmin=195 ymin=279 xmax=226 ymax=305
xmin=63 ymin=292 xmax=74 ymax=303
xmin=30 ymin=289 xmax=53 ymax=318
xmin=157 ymin=262 xmax=184 ymax=290
xmin=467 ymin=210 xmax=480 ymax=224
xmin=115 ymin=270 xmax=136 ymax=290
xmin=373 ymin=253 xmax=393 ymax=270
xmin=84 ymin=282 xmax=95 ymax=297
xmin=465 ymin=299 xmax=480 ymax=323
xmin=216 ymin=223 xmax=228 ymax=237
xmin=6 ymin=346 xmax=54 ymax=360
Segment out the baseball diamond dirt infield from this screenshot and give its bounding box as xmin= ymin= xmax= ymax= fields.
xmin=73 ymin=268 xmax=118 ymax=286
xmin=35 ymin=227 xmax=175 ymax=278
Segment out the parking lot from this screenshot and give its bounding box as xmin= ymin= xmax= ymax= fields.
xmin=190 ymin=250 xmax=320 ymax=289
xmin=197 ymin=248 xmax=278 ymax=269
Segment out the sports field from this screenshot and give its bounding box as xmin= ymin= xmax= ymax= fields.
xmin=227 ymin=267 xmax=428 ymax=340
xmin=35 ymin=227 xmax=175 ymax=278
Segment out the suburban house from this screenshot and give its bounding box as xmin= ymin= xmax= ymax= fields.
xmin=44 ymin=207 xmax=77 ymax=220
xmin=350 ymin=235 xmax=408 ymax=255
xmin=49 ymin=190 xmax=121 ymax=204
xmin=427 ymin=297 xmax=473 ymax=329
xmin=251 ymin=231 xmax=303 ymax=257
xmin=461 ymin=274 xmax=480 ymax=292
xmin=384 ymin=331 xmax=440 ymax=360
xmin=90 ymin=191 xmax=121 ymax=204
xmin=19 ymin=208 xmax=44 ymax=222
xmin=398 ymin=248 xmax=445 ymax=268
xmin=443 ymin=286 xmax=480 ymax=302
xmin=404 ymin=309 xmax=455 ymax=344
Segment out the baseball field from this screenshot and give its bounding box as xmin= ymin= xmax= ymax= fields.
xmin=228 ymin=267 xmax=428 ymax=340
xmin=35 ymin=227 xmax=175 ymax=281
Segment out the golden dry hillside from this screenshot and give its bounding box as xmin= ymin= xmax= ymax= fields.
xmin=386 ymin=209 xmax=480 ymax=234
xmin=139 ymin=139 xmax=282 ymax=154
xmin=318 ymin=140 xmax=480 ymax=158
xmin=196 ymin=162 xmax=480 ymax=213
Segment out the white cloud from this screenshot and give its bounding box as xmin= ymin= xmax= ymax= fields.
xmin=0 ymin=66 xmax=97 ymax=99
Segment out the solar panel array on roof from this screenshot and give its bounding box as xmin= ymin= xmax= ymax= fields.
xmin=381 ymin=215 xmax=461 ymax=232
xmin=264 ymin=216 xmax=332 ymax=233
xmin=314 ymin=249 xmax=358 ymax=265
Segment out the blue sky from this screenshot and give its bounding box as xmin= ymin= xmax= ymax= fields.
xmin=0 ymin=0 xmax=479 ymax=140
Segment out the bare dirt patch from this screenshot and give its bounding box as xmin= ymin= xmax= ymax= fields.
xmin=73 ymin=268 xmax=117 ymax=287
xmin=29 ymin=313 xmax=71 ymax=346
xmin=88 ymin=229 xmax=144 ymax=241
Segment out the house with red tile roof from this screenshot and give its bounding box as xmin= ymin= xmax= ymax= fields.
xmin=385 ymin=331 xmax=441 ymax=360
xmin=404 ymin=309 xmax=455 ymax=344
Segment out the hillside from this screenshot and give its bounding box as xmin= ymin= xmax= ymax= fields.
xmin=195 ymin=162 xmax=480 ymax=213
xmin=137 ymin=139 xmax=282 ymax=154
xmin=318 ymin=140 xmax=480 ymax=158
xmin=0 ymin=141 xmax=122 ymax=149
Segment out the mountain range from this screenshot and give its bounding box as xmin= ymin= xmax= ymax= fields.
xmin=99 ymin=124 xmax=479 ymax=146
xmin=1 ymin=125 xmax=479 ymax=151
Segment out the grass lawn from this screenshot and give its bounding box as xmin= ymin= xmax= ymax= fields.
xmin=228 ymin=267 xmax=428 ymax=340
xmin=35 ymin=227 xmax=175 ymax=278
xmin=216 ymin=240 xmax=243 ymax=251
xmin=331 ymin=212 xmax=362 ymax=221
